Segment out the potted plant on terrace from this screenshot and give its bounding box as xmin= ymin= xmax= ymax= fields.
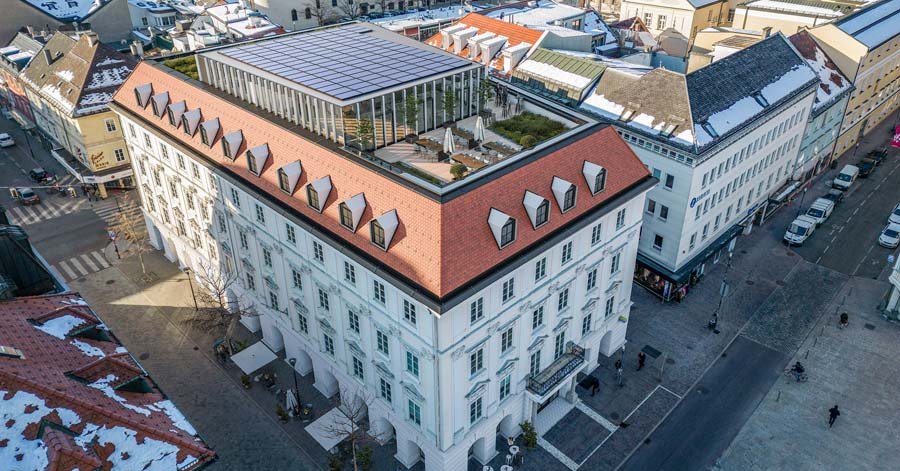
xmin=404 ymin=94 xmax=420 ymax=143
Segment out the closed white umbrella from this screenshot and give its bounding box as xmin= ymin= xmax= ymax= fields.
xmin=286 ymin=388 xmax=299 ymax=416
xmin=474 ymin=116 xmax=486 ymax=143
xmin=443 ymin=126 xmax=456 ymax=154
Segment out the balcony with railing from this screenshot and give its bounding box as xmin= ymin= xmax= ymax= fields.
xmin=526 ymin=343 xmax=585 ymax=397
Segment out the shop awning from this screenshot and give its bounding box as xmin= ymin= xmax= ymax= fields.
xmin=230 ymin=341 xmax=277 ymax=375
xmin=305 ymin=406 xmax=354 ymax=452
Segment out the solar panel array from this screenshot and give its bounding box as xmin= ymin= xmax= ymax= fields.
xmin=219 ymin=25 xmax=473 ymax=101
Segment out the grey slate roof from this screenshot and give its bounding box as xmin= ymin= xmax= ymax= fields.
xmin=834 ymin=0 xmax=900 ymax=49
xmin=687 ymin=0 xmax=726 ymax=8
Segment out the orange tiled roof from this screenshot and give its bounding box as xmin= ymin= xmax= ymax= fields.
xmin=425 ymin=13 xmax=545 ymax=70
xmin=113 ymin=62 xmax=651 ymax=302
xmin=0 ymin=293 xmax=215 ymax=470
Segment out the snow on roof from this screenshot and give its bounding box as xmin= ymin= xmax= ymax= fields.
xmin=0 ymin=293 xmax=215 ymax=470
xmin=127 ymin=0 xmax=176 ymax=12
xmin=744 ymin=0 xmax=846 ymax=17
xmin=834 ymin=0 xmax=900 ymax=49
xmin=483 ymin=0 xmax=586 ymax=26
xmin=371 ymin=6 xmax=474 ymax=31
xmin=789 ymin=30 xmax=852 ymax=112
xmin=22 ymin=0 xmax=103 ymax=20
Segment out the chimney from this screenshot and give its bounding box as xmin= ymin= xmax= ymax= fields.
xmin=763 ymin=26 xmax=772 ymax=37
xmin=85 ymin=32 xmax=99 ymax=47
xmin=26 ymin=25 xmax=35 ymax=37
xmin=43 ymin=48 xmax=53 ymax=65
xmin=130 ymin=40 xmax=144 ymax=58
xmin=440 ymin=24 xmax=466 ymax=49
xmin=452 ymin=27 xmax=478 ymax=54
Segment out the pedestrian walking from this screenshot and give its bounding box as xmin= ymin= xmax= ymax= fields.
xmin=828 ymin=405 xmax=840 ymax=428
xmin=839 ymin=312 xmax=849 ymax=329
xmin=614 ymin=359 xmax=623 ymax=387
xmin=637 ymin=351 xmax=646 ymax=371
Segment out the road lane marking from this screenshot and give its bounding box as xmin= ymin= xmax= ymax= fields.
xmin=67 ymin=257 xmax=88 ymax=276
xmin=57 ymin=260 xmax=78 ymax=279
xmin=831 ymin=235 xmax=837 ymax=243
xmin=79 ymin=254 xmax=99 ymax=272
xmin=92 ymin=251 xmax=110 ymax=268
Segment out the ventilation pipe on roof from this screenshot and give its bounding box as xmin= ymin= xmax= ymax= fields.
xmin=129 ymin=41 xmax=145 ymax=58
xmin=763 ymin=26 xmax=772 ymax=38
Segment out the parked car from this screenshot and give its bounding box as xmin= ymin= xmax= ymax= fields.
xmin=805 ymin=198 xmax=835 ymax=227
xmin=28 ymin=168 xmax=48 ymax=182
xmin=867 ymin=148 xmax=887 ymax=165
xmin=857 ymin=158 xmax=876 ymax=178
xmin=784 ymin=215 xmax=818 ymax=246
xmin=878 ymin=223 xmax=900 ymax=248
xmin=833 ymin=164 xmax=858 ymax=190
xmin=0 ymin=133 xmax=14 ymax=148
xmin=890 ymin=203 xmax=900 ymax=225
xmin=18 ymin=187 xmax=40 ymax=205
xmin=822 ymin=188 xmax=844 ymax=205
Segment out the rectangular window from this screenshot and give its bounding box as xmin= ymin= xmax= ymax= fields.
xmin=659 ymin=205 xmax=669 ymax=221
xmin=591 ymin=223 xmax=602 ymax=245
xmin=262 ymin=248 xmax=272 ymax=267
xmin=532 ymin=306 xmax=544 ymax=330
xmin=312 ymin=241 xmax=324 ymax=262
xmin=177 ymin=153 xmax=185 ymax=170
xmin=689 ymin=233 xmax=697 ymax=250
xmin=318 ymin=288 xmax=330 ymax=311
xmin=105 ymin=118 xmax=117 ymax=132
xmin=377 ymin=330 xmax=390 ymax=355
xmin=406 ymin=351 xmax=419 ymax=377
xmin=380 ymin=378 xmax=392 ymax=403
xmin=373 ymin=280 xmax=386 ymax=304
xmin=554 ymin=332 xmax=565 ymax=359
xmin=501 ymin=327 xmax=513 ymax=353
xmin=616 ymin=209 xmax=626 ymax=229
xmin=561 ymin=241 xmax=573 ymax=265
xmin=470 ymin=298 xmax=484 ymax=324
xmin=344 ymin=261 xmax=356 ymax=284
xmin=191 ymin=162 xmax=200 ymax=179
xmin=582 ymin=313 xmax=592 ymax=335
xmin=323 ymin=333 xmax=335 ymax=356
xmin=502 ymin=278 xmax=515 ymax=302
xmin=469 ymin=397 xmax=483 ymax=424
xmin=587 ymin=268 xmax=597 ymax=290
xmin=646 ymin=199 xmax=656 ymax=214
xmin=610 ymin=252 xmax=621 ymax=274
xmin=403 ymin=300 xmax=417 ymax=325
xmin=352 ymin=356 xmax=364 ymax=380
xmin=230 ymin=188 xmax=240 ymax=208
xmin=529 ymin=351 xmax=541 ymax=376
xmin=348 ymin=310 xmax=360 ymax=333
xmin=245 ymin=272 xmax=256 ymax=291
xmin=470 ymin=348 xmax=484 ymax=375
xmin=534 ymin=258 xmax=546 ymax=281
xmin=665 ymin=174 xmax=675 ymax=189
xmin=557 ymin=287 xmax=569 ymax=311
xmin=297 ymin=313 xmax=308 ymax=334
xmin=499 ymin=375 xmax=511 ymax=401
xmin=408 ymin=400 xmax=421 ymax=425
xmin=605 ymin=296 xmax=615 ymax=317
xmin=114 ymin=148 xmax=126 ymax=162
xmin=255 ymin=204 xmax=265 ymax=224
xmin=268 ymin=291 xmax=279 ymax=310
xmin=653 ymin=234 xmax=664 ymax=250
xmin=286 ymin=224 xmax=296 ymax=244
xmin=291 ymin=270 xmax=303 ymax=290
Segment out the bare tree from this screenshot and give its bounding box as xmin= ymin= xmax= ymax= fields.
xmin=306 ymin=0 xmax=331 ymax=27
xmin=190 ymin=259 xmax=258 ymax=338
xmin=334 ymin=0 xmax=363 ymax=18
xmin=109 ymin=200 xmax=152 ymax=276
xmin=321 ymin=387 xmax=384 ymax=471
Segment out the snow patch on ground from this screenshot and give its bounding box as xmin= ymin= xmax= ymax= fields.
xmin=33 ymin=314 xmax=85 ymax=339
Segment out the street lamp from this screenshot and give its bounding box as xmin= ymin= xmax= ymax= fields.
xmin=796 ymin=187 xmax=808 ymax=218
xmin=184 ymin=267 xmax=198 ymax=311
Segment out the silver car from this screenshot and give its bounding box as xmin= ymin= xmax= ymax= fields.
xmin=0 ymin=133 xmax=14 ymax=148
xmin=878 ymin=223 xmax=900 ymax=249
xmin=889 ymin=203 xmax=900 ymax=225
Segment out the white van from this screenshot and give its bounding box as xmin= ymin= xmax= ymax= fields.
xmin=832 ymin=164 xmax=859 ymax=190
xmin=805 ymin=198 xmax=834 ymax=227
xmin=784 ymin=215 xmax=818 ymax=246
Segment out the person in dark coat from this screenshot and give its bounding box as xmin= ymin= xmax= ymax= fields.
xmin=828 ymin=405 xmax=841 ymax=428
xmin=637 ymin=351 xmax=646 ymax=371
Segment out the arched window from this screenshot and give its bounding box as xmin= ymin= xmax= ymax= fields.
xmin=291 ymin=9 xmax=298 ymax=21
xmin=305 ymin=7 xmax=312 ymax=19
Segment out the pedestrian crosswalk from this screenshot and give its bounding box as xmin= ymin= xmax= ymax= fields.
xmin=94 ymin=199 xmax=144 ymax=227
xmin=53 ymin=250 xmax=111 ymax=281
xmin=5 ymin=197 xmax=89 ymax=226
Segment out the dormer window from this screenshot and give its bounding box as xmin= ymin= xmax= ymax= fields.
xmin=619 ymin=109 xmax=635 ymax=122
xmin=134 ymin=83 xmax=152 ymax=108
xmin=306 ymin=176 xmax=332 ymax=213
xmin=551 ymin=177 xmax=577 ymax=213
xmin=199 ymin=118 xmax=220 ymax=147
xmin=370 ymin=210 xmax=398 ymax=250
xmin=150 ymin=92 xmax=169 ymax=117
xmin=167 ymin=101 xmax=186 ymax=128
xmin=222 ymin=130 xmax=243 ymax=159
xmin=523 ymin=191 xmax=550 ymax=229
xmin=661 ymin=123 xmax=677 ymax=137
xmin=700 ymin=122 xmax=719 ymax=139
xmin=583 ymin=161 xmax=607 ymax=195
xmin=182 ymin=108 xmax=202 ymax=136
xmin=488 ymin=208 xmax=516 ymax=249
xmin=338 ymin=193 xmax=366 ymax=232
xmin=277 ymin=160 xmax=302 ymax=194
xmin=246 ymin=144 xmax=270 ymax=176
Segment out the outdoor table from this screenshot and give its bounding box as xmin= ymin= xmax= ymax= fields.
xmin=482 ymin=466 xmax=493 ymax=471
xmin=509 ymin=445 xmax=519 ymax=456
xmin=501 ymin=465 xmax=514 ymax=471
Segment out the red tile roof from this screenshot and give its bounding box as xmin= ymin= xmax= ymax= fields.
xmin=113 ymin=62 xmax=650 ymax=302
xmin=0 ymin=293 xmax=215 ymax=471
xmin=424 ymin=13 xmax=545 ymax=70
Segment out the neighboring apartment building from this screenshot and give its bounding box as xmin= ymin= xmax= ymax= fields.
xmin=618 ymin=0 xmax=727 ymax=38
xmin=1 ymin=0 xmax=133 ymax=45
xmin=21 ymin=32 xmax=137 ymax=197
xmin=887 ymin=256 xmax=900 ymax=317
xmin=0 ymin=32 xmax=44 ymax=129
xmin=111 ymin=23 xmax=655 ymax=470
xmin=204 ymin=2 xmax=285 ymax=40
xmin=789 ymin=30 xmax=853 ymax=179
xmin=580 ymin=33 xmax=818 ymax=300
xmin=732 ymin=0 xmax=862 ymax=35
xmin=808 ymin=0 xmax=900 ymax=159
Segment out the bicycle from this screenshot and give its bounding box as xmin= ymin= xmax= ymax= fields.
xmin=785 ymin=368 xmax=808 ymax=383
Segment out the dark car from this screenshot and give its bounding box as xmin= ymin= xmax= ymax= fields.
xmin=822 ymin=188 xmax=844 ymax=205
xmin=866 ymin=148 xmax=887 ymax=165
xmin=858 ymin=158 xmax=876 ymax=177
xmin=28 ymin=168 xmax=48 ymax=182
